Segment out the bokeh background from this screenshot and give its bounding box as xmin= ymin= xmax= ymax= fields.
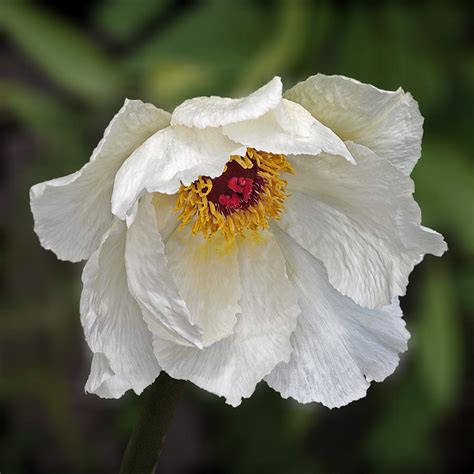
xmin=1 ymin=0 xmax=473 ymax=472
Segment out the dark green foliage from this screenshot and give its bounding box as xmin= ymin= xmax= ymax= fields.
xmin=1 ymin=1 xmax=472 ymax=472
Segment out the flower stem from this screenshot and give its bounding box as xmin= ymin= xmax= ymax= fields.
xmin=120 ymin=373 xmax=186 ymax=474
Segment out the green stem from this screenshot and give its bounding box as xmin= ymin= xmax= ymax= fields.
xmin=120 ymin=373 xmax=186 ymax=474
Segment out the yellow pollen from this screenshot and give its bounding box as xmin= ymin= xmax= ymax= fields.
xmin=175 ymin=148 xmax=294 ymax=240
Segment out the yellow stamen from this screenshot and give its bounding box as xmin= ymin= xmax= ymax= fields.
xmin=175 ymin=148 xmax=294 ymax=241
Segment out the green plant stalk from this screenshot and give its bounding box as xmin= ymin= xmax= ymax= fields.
xmin=120 ymin=373 xmax=186 ymax=474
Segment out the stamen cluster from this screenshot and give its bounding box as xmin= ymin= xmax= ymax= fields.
xmin=176 ymin=148 xmax=293 ymax=240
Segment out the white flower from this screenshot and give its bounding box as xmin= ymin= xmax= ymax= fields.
xmin=30 ymin=74 xmax=447 ymax=408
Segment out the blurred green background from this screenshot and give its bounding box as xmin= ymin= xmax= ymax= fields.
xmin=0 ymin=0 xmax=472 ymax=472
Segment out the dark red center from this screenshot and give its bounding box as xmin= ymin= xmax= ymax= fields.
xmin=206 ymin=160 xmax=263 ymax=216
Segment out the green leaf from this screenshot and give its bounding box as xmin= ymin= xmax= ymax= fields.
xmin=414 ymin=263 xmax=463 ymax=410
xmin=335 ymin=5 xmax=448 ymax=113
xmin=234 ymin=0 xmax=310 ymax=93
xmin=413 ymin=139 xmax=474 ymax=254
xmin=94 ymin=0 xmax=170 ymax=41
xmin=0 ymin=2 xmax=123 ymax=103
xmin=365 ymin=376 xmax=436 ymax=472
xmin=126 ymin=0 xmax=269 ymax=106
xmin=0 ymin=80 xmax=88 ymax=168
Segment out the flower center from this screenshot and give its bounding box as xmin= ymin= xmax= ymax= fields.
xmin=176 ymin=148 xmax=293 ymax=240
xmin=206 ymin=160 xmax=262 ymax=215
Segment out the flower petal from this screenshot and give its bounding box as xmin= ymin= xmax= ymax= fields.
xmin=285 ymin=74 xmax=423 ymax=175
xmin=280 ymin=141 xmax=446 ymax=308
xmin=165 ymin=229 xmax=241 ymax=347
xmin=153 ymin=231 xmax=300 ymax=407
xmin=266 ymin=226 xmax=410 ymax=408
xmin=171 ymin=77 xmax=283 ymax=128
xmin=30 ymin=99 xmax=170 ymax=262
xmin=150 ymin=194 xmax=238 ymax=346
xmin=85 ymin=353 xmax=132 ymax=398
xmin=222 ymin=99 xmax=354 ymax=162
xmin=151 ymin=192 xmax=180 ymax=241
xmin=80 ymin=220 xmax=161 ymax=398
xmin=397 ymin=198 xmax=448 ymax=259
xmin=125 ymin=195 xmax=203 ymax=348
xmin=112 ymin=126 xmax=246 ymax=220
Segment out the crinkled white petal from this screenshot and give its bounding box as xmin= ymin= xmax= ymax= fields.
xmin=85 ymin=353 xmax=132 ymax=399
xmin=112 ymin=125 xmax=246 ymax=221
xmin=30 ymin=99 xmax=170 ymax=262
xmin=153 ymin=231 xmax=300 ymax=407
xmin=266 ymin=226 xmax=410 ymax=408
xmin=125 ymin=195 xmax=203 ymax=348
xmin=280 ymin=141 xmax=446 ymax=309
xmin=80 ymin=220 xmax=161 ymax=398
xmin=223 ymin=99 xmax=354 ymax=163
xmin=285 ymin=74 xmax=423 ymax=175
xmin=171 ymin=77 xmax=283 ymax=128
xmin=151 ymin=192 xmax=180 ymax=241
xmin=165 ymin=229 xmax=241 ymax=347
xmin=396 ymin=198 xmax=448 ymax=258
